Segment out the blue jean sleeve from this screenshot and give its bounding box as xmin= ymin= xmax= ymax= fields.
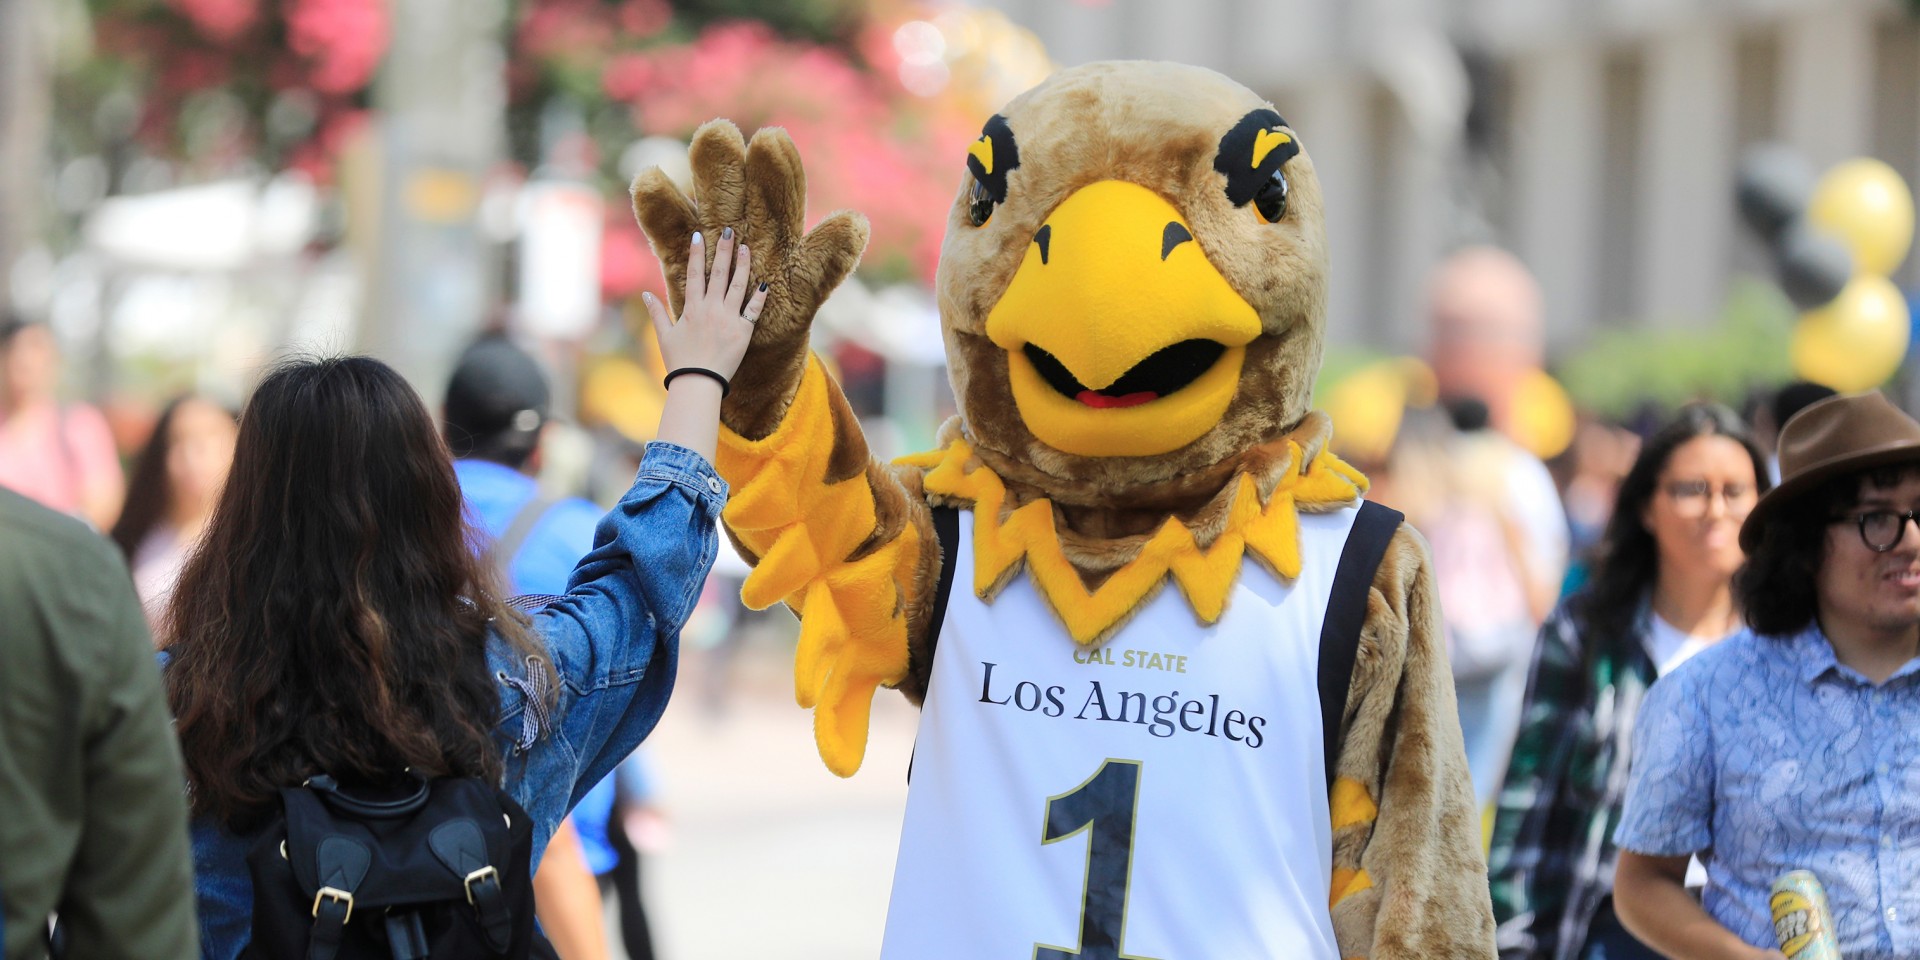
xmin=528 ymin=442 xmax=724 ymax=807
xmin=1614 ymin=664 xmax=1716 ymax=857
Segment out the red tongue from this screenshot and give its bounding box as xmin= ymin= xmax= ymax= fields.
xmin=1076 ymin=390 xmax=1159 ymax=409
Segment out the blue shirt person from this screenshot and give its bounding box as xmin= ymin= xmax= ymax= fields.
xmin=1612 ymin=392 xmax=1920 ymax=960
xmin=441 ymin=334 xmax=603 ymax=596
xmin=569 ymin=754 xmax=655 ymax=878
xmin=1616 ymin=627 xmax=1920 ymax=958
xmin=456 ymin=457 xmax=603 ymax=595
xmin=443 ymin=333 xmax=646 ymax=959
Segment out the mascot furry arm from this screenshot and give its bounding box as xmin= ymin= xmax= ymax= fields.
xmin=633 ymin=63 xmax=1493 ymax=959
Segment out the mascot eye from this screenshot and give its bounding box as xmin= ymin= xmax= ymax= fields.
xmin=967 ymin=177 xmax=995 ymax=227
xmin=1253 ymin=169 xmax=1289 ymax=224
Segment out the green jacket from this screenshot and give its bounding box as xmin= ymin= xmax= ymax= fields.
xmin=0 ymin=488 xmax=197 ymax=959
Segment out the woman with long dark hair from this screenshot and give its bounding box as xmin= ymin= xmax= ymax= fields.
xmin=173 ymin=229 xmax=764 ymax=957
xmin=109 ymin=394 xmax=238 ymax=633
xmin=1487 ymin=402 xmax=1770 ymax=960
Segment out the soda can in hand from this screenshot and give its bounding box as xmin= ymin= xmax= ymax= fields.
xmin=1770 ymin=870 xmax=1842 ymax=960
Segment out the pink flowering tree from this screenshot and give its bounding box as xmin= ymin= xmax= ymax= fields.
xmin=596 ymin=20 xmax=974 ymax=283
xmin=510 ymin=5 xmax=976 ymax=289
xmin=71 ymin=0 xmax=984 ymax=285
xmin=75 ymin=0 xmax=387 ymax=179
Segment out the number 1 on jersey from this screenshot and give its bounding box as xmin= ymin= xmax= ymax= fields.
xmin=1033 ymin=759 xmax=1160 ymax=960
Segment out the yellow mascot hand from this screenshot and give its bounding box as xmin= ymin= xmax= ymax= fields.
xmin=717 ymin=356 xmax=923 ymax=777
xmin=631 ymin=119 xmax=869 ymax=442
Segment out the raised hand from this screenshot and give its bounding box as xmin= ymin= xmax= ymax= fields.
xmin=631 ymin=120 xmax=869 ymax=440
xmin=640 ymin=227 xmax=765 ymax=386
xmin=639 ymin=227 xmax=768 ymax=465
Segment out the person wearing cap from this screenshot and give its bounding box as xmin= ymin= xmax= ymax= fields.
xmin=1612 ymin=391 xmax=1920 ymax=960
xmin=444 ymin=335 xmax=639 ymax=960
xmin=443 ymin=335 xmax=604 ymax=596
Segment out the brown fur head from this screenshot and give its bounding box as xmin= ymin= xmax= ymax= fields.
xmin=935 ymin=61 xmax=1328 ymax=507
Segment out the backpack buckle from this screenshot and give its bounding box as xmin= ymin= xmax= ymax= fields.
xmin=311 ymin=887 xmax=354 ymax=924
xmin=463 ymin=866 xmax=500 ymax=905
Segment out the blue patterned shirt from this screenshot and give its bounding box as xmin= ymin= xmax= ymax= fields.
xmin=1615 ymin=626 xmax=1920 ymax=959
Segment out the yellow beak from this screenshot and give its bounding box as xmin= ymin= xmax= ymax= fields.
xmin=986 ymin=180 xmax=1261 ymax=458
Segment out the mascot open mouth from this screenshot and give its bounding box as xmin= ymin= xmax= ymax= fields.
xmin=1023 ymin=340 xmax=1227 ymax=409
xmin=985 ymin=179 xmax=1262 ymax=458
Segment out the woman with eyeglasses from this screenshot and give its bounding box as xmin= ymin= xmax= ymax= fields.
xmin=1612 ymin=392 xmax=1920 ymax=960
xmin=1489 ymin=402 xmax=1769 ymax=960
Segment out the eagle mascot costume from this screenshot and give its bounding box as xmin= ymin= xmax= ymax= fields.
xmin=632 ymin=60 xmax=1495 ymax=959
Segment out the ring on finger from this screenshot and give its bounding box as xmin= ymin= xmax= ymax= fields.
xmin=742 ymin=306 xmax=760 ymax=323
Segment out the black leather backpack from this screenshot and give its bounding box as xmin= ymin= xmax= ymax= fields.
xmin=241 ymin=773 xmax=556 ymax=960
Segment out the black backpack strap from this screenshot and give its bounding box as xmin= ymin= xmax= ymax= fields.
xmin=429 ymin=818 xmax=513 ymax=952
xmin=306 ymin=835 xmax=371 ymax=960
xmin=1317 ymin=501 xmax=1404 ymax=794
xmin=382 ymin=911 xmax=431 ymax=960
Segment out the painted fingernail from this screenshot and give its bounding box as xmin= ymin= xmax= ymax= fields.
xmin=758 ymin=282 xmax=768 ymax=292
xmin=721 ymin=226 xmax=734 ymax=240
xmin=739 ymin=244 xmax=748 ymax=255
xmin=641 ymin=291 xmax=654 ymax=303
xmin=691 ymin=231 xmax=703 ymax=245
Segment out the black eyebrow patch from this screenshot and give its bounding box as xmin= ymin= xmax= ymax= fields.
xmin=965 ymin=114 xmax=1020 ymax=205
xmin=1214 ymin=107 xmax=1299 ymax=207
xmin=1161 ymin=222 xmax=1192 ymax=260
xmin=1034 ymin=224 xmax=1051 ymax=264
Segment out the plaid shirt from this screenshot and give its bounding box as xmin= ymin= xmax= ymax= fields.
xmin=1487 ymin=597 xmax=1657 ymax=960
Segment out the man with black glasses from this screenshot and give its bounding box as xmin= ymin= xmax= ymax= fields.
xmin=1612 ymin=391 xmax=1920 ymax=960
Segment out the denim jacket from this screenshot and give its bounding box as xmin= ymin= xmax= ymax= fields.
xmin=189 ymin=442 xmax=724 ymax=959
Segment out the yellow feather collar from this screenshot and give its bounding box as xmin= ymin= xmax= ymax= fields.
xmin=896 ymin=438 xmax=1368 ymax=645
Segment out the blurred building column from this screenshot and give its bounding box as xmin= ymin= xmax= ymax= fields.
xmin=1778 ymin=2 xmax=1875 ymax=171
xmin=1361 ymin=0 xmax=1467 ymax=353
xmin=1291 ymin=74 xmax=1375 ymax=350
xmin=0 ymin=0 xmax=50 ymax=312
xmin=358 ymin=0 xmax=507 ymax=398
xmin=1132 ymin=0 xmax=1223 ymax=68
xmin=1027 ymin=0 xmax=1120 ymax=64
xmin=1636 ymin=23 xmax=1736 ymax=325
xmin=1510 ymin=44 xmax=1605 ymax=348
xmin=1231 ymin=0 xmax=1337 ymax=89
xmin=1379 ymin=102 xmax=1453 ymax=350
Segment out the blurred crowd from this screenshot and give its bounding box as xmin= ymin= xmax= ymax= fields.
xmin=1350 ymin=247 xmax=1920 ymax=960
xmin=3 ymin=230 xmax=1920 ymax=960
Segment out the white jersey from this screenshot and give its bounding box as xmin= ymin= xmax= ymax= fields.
xmin=881 ymin=506 xmax=1361 ymax=960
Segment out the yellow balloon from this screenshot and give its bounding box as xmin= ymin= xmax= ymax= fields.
xmin=1326 ymin=361 xmax=1410 ymax=465
xmin=1791 ymin=274 xmax=1911 ymax=392
xmin=1809 ymin=158 xmax=1915 ymax=277
xmin=581 ymin=356 xmax=665 ymax=443
xmin=1507 ymin=369 xmax=1576 ymax=461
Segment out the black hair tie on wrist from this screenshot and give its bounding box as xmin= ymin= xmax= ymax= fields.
xmin=663 ymin=367 xmax=731 ymax=398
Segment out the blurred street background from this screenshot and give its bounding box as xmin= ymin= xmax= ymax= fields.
xmin=5 ymin=0 xmax=1920 ymax=955
xmin=644 ymin=633 xmax=917 ymax=960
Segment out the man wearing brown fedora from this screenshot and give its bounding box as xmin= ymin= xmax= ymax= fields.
xmin=1606 ymin=390 xmax=1920 ymax=960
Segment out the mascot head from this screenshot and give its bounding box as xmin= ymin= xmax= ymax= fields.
xmin=936 ymin=61 xmax=1329 ymax=504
